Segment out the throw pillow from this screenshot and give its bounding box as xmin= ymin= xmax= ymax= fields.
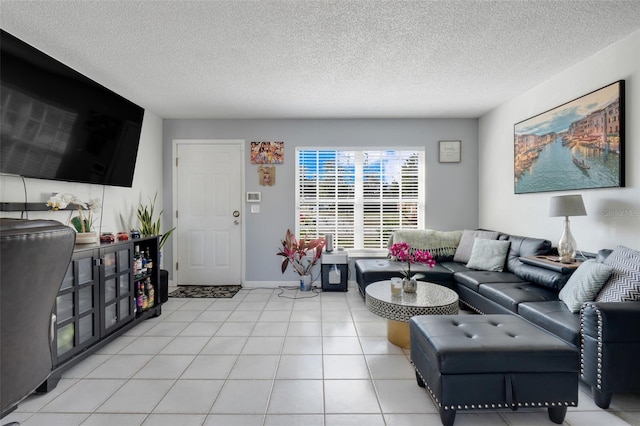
xmin=595 ymin=245 xmax=640 ymax=302
xmin=465 ymin=238 xmax=511 ymax=272
xmin=453 ymin=229 xmax=499 ymax=264
xmin=558 ymin=260 xmax=613 ymax=313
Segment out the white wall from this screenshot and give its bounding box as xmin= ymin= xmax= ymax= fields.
xmin=1 ymin=111 xmax=165 ymax=238
xmin=479 ymin=30 xmax=640 ymax=252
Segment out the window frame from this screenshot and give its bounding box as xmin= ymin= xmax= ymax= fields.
xmin=295 ymin=146 xmax=425 ymax=255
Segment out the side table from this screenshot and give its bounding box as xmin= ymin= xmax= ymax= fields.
xmin=520 ymin=255 xmax=582 ymax=274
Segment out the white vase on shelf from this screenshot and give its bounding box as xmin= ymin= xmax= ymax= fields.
xmin=75 ymin=231 xmax=98 ymax=244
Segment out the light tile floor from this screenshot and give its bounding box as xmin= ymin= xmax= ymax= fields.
xmin=4 ymin=284 xmax=640 ymax=426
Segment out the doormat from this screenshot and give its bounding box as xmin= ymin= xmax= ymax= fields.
xmin=169 ymin=285 xmax=241 ymax=298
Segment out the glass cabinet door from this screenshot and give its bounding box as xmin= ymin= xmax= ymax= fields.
xmin=54 ymin=248 xmax=99 ymax=365
xmin=101 ymin=243 xmax=133 ymax=336
xmin=60 ymin=262 xmax=73 ymax=291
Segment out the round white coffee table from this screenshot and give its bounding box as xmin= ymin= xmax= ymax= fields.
xmin=365 ymin=280 xmax=459 ymax=348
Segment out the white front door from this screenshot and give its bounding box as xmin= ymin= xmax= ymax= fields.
xmin=175 ymin=141 xmax=243 ymax=285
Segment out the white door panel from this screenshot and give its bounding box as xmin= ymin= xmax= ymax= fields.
xmin=176 ymin=142 xmax=242 ymax=285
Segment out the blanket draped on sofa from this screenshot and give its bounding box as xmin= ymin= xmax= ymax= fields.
xmin=387 ymin=229 xmax=463 ymax=260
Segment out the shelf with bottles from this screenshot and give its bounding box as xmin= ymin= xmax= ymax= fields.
xmin=132 ymin=238 xmax=159 ymax=317
xmin=134 ymin=276 xmax=157 ymax=315
xmin=132 ymin=244 xmax=156 ymax=280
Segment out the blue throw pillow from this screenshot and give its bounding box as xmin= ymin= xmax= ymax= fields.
xmin=559 ymin=260 xmax=613 ymax=313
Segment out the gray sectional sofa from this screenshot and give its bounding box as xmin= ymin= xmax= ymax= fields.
xmin=354 ymin=229 xmax=640 ymax=409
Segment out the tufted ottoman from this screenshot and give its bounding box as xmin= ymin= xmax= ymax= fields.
xmin=410 ymin=314 xmax=578 ymax=426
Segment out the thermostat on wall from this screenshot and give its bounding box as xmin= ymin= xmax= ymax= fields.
xmin=246 ymin=192 xmax=261 ymax=202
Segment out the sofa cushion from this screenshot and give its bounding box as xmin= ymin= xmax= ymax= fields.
xmin=518 ymin=301 xmax=581 ymax=347
xmin=453 ymin=229 xmax=499 ymax=263
xmin=466 ymin=238 xmax=510 ymax=272
xmin=478 ymin=282 xmax=559 ymax=313
xmin=440 ymin=261 xmax=472 ymax=274
xmin=559 ymin=260 xmax=613 ymax=313
xmin=506 ymin=235 xmax=552 ymax=273
xmin=596 ymin=245 xmax=640 ymax=302
xmin=455 ymin=270 xmax=524 ymax=292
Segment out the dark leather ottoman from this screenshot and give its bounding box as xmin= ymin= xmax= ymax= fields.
xmin=410 ymin=314 xmax=578 ymax=426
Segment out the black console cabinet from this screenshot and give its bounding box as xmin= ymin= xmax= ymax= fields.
xmin=39 ymin=236 xmax=162 ymax=392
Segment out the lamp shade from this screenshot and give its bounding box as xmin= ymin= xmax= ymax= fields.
xmin=549 ymin=195 xmax=587 ymax=217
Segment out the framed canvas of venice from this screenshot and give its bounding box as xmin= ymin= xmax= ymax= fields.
xmin=514 ymin=80 xmax=624 ymax=194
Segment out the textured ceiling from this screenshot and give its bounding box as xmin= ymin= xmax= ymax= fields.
xmin=1 ymin=0 xmax=640 ymax=119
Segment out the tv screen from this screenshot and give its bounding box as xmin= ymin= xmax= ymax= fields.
xmin=0 ymin=30 xmax=145 ymax=187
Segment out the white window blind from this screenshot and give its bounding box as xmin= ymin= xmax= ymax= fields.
xmin=296 ymin=148 xmax=425 ymax=250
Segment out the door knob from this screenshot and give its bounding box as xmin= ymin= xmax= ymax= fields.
xmin=234 ymin=219 xmax=240 ymax=225
xmin=233 ymin=210 xmax=240 ymax=218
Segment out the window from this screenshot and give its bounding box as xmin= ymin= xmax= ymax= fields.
xmin=296 ymin=148 xmax=425 ymax=251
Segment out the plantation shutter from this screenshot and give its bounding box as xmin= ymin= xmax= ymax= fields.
xmin=296 ymin=148 xmax=425 ymax=250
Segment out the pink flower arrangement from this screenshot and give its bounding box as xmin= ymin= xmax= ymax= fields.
xmin=277 ymin=229 xmax=326 ymax=276
xmin=389 ymin=241 xmax=435 ymax=280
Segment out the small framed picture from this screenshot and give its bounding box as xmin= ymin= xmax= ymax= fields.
xmin=439 ymin=140 xmax=461 ymax=163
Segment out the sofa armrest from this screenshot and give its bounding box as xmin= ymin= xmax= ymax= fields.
xmin=580 ymin=301 xmax=640 ymax=407
xmin=581 ymin=301 xmax=640 ymax=342
xmin=513 ymin=263 xmax=571 ymax=291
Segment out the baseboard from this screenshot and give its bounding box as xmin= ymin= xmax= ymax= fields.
xmin=243 ymin=280 xmax=358 ymax=289
xmin=168 ymin=280 xmax=358 ymax=289
xmin=242 ymin=281 xmax=299 ymax=288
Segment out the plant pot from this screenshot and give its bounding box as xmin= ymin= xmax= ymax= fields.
xmin=403 ymin=277 xmax=417 ymax=293
xmin=75 ymin=231 xmax=98 ymax=244
xmin=159 ymin=269 xmax=169 ymax=304
xmin=300 ymin=274 xmax=312 ymax=291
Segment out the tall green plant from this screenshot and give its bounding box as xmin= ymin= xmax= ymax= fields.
xmin=137 ymin=193 xmax=175 ymax=249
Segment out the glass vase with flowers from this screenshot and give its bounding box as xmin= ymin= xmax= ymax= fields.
xmin=277 ymin=229 xmax=325 ymax=291
xmin=389 ymin=241 xmax=435 ymax=293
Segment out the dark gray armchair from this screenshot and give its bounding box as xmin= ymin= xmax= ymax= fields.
xmin=1 ymin=219 xmax=75 ymax=418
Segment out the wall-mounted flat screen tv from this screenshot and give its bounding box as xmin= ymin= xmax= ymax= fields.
xmin=0 ymin=29 xmax=145 ymax=187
